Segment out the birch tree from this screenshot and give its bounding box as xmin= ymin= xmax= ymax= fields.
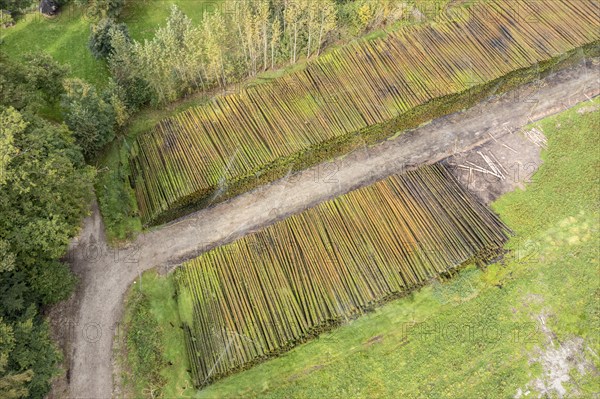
xmin=316 ymin=0 xmax=337 ymax=56
xmin=257 ymin=0 xmax=270 ymax=71
xmin=202 ymin=12 xmax=230 ymax=87
xmin=284 ymin=1 xmax=302 ymax=64
xmin=270 ymin=17 xmax=281 ymax=69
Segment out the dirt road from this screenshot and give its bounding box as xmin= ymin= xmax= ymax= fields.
xmin=55 ymin=61 xmax=599 ymax=399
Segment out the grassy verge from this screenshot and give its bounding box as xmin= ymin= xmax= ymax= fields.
xmin=117 ymin=271 xmax=191 ymax=398
xmin=119 ymin=98 xmax=599 ymax=398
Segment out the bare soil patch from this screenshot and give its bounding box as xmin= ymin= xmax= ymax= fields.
xmin=445 ymin=126 xmax=545 ymax=204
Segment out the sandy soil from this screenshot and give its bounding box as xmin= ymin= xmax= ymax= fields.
xmin=48 ymin=60 xmax=599 ymax=399
xmin=444 ymin=126 xmax=546 ymax=204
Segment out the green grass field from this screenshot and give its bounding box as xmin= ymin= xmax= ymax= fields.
xmin=120 ymin=98 xmax=600 ymax=398
xmin=0 ymin=0 xmax=218 ymax=88
xmin=121 ymin=0 xmax=215 ymax=41
xmin=0 ymin=6 xmax=109 ymax=87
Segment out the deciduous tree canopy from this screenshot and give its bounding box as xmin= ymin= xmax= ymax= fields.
xmin=0 ymin=54 xmax=94 ymax=399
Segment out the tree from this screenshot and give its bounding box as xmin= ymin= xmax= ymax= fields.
xmin=61 ymin=79 xmax=116 ymax=157
xmin=234 ymin=1 xmax=251 ymax=74
xmin=0 ymin=52 xmax=69 ymax=111
xmin=306 ymin=0 xmax=318 ymax=58
xmin=270 ymin=17 xmax=281 ymax=69
xmin=108 ymin=28 xmax=153 ymax=110
xmin=122 ymin=5 xmax=207 ymax=104
xmin=102 ymin=79 xmax=130 ymax=127
xmin=86 ymin=0 xmax=125 ymax=20
xmin=179 ymin=23 xmax=207 ymax=92
xmin=0 ymin=0 xmax=33 ymax=17
xmin=233 ymin=0 xmax=272 ymax=76
xmin=0 ymin=106 xmax=93 ymax=273
xmin=0 ymin=111 xmax=19 ymax=186
xmin=0 ymin=107 xmax=88 ymax=397
xmin=258 ymin=1 xmax=269 ymax=71
xmin=316 ymin=0 xmax=337 ymax=56
xmin=107 ymin=5 xmax=211 ymax=106
xmin=0 ymin=318 xmax=33 ymax=399
xmin=108 ymin=27 xmax=136 ymax=83
xmin=88 ymin=18 xmax=129 ymax=59
xmin=284 ymin=0 xmax=303 ymax=64
xmin=357 ymin=1 xmax=374 ymax=31
xmin=202 ymin=11 xmax=230 ymax=87
xmin=0 ymin=304 xmax=64 ymax=399
xmin=0 ymin=105 xmax=92 ymax=395
xmin=21 ymin=53 xmax=70 ymax=104
xmin=243 ymin=4 xmax=259 ymax=75
xmin=145 ymin=5 xmax=196 ymax=102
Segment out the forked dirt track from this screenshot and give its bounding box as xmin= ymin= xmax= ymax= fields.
xmin=54 ymin=61 xmax=599 ymax=399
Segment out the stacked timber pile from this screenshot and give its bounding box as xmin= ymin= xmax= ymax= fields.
xmin=175 ymin=164 xmax=512 ymax=387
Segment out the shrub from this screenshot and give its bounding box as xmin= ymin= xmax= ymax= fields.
xmin=0 ymin=9 xmax=14 ymax=27
xmin=102 ymin=80 xmax=130 ymax=127
xmin=0 ymin=0 xmax=32 ymax=17
xmin=108 ymin=28 xmax=155 ymax=109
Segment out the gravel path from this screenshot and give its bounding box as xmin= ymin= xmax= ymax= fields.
xmin=55 ymin=61 xmax=599 ymax=399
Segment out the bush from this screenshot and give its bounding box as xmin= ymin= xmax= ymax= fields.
xmin=88 ymin=18 xmax=129 ymax=59
xmin=0 ymin=9 xmax=14 ymax=27
xmin=61 ymin=79 xmax=116 ymax=158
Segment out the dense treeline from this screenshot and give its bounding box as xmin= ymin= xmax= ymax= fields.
xmin=0 ymin=54 xmax=94 ymax=398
